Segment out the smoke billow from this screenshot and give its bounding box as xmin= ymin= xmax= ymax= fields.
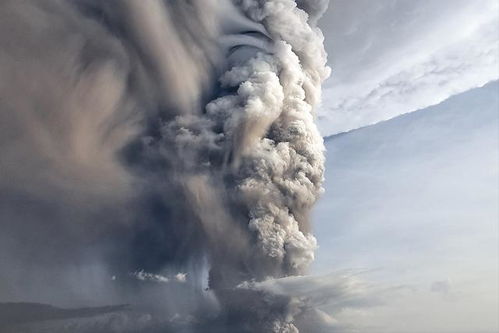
xmin=0 ymin=0 xmax=330 ymax=331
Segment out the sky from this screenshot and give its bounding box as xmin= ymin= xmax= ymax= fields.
xmin=310 ymin=1 xmax=499 ymax=332
xmin=312 ymin=82 xmax=498 ymax=333
xmin=317 ymin=0 xmax=499 ymax=135
xmin=0 ymin=1 xmax=497 ymax=332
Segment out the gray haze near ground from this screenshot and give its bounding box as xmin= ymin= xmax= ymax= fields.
xmin=312 ymin=81 xmax=499 ymax=332
xmin=0 ymin=0 xmax=330 ymax=332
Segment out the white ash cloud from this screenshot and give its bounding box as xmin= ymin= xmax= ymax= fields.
xmin=0 ymin=0 xmax=330 ymax=331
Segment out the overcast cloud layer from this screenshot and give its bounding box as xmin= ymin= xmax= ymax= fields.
xmin=317 ymin=0 xmax=499 ymax=135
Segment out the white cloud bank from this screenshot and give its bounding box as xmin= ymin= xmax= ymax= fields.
xmin=318 ymin=0 xmax=499 ymax=135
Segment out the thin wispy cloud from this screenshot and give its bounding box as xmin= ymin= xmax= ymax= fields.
xmin=318 ymin=0 xmax=499 ymax=135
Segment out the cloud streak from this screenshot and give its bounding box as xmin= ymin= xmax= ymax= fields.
xmin=317 ymin=0 xmax=499 ymax=135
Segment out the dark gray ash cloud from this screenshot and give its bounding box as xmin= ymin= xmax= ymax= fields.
xmin=0 ymin=0 xmax=330 ymax=331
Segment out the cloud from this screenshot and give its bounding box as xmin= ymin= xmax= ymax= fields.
xmin=317 ymin=0 xmax=499 ymax=135
xmin=175 ymin=273 xmax=187 ymax=283
xmin=130 ymin=271 xmax=170 ymax=283
xmin=129 ymin=271 xmax=188 ymax=284
xmin=240 ymin=271 xmax=386 ymax=332
xmin=0 ymin=0 xmax=330 ymax=331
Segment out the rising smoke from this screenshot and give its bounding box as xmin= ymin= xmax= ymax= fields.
xmin=0 ymin=0 xmax=330 ymax=331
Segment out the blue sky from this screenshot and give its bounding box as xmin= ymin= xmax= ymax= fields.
xmin=312 ymin=82 xmax=498 ymax=332
xmin=309 ymin=1 xmax=499 ymax=332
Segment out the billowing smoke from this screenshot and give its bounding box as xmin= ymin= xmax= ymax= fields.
xmin=0 ymin=0 xmax=329 ymax=331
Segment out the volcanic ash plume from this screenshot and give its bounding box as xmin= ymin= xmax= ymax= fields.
xmin=0 ymin=0 xmax=329 ymax=331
